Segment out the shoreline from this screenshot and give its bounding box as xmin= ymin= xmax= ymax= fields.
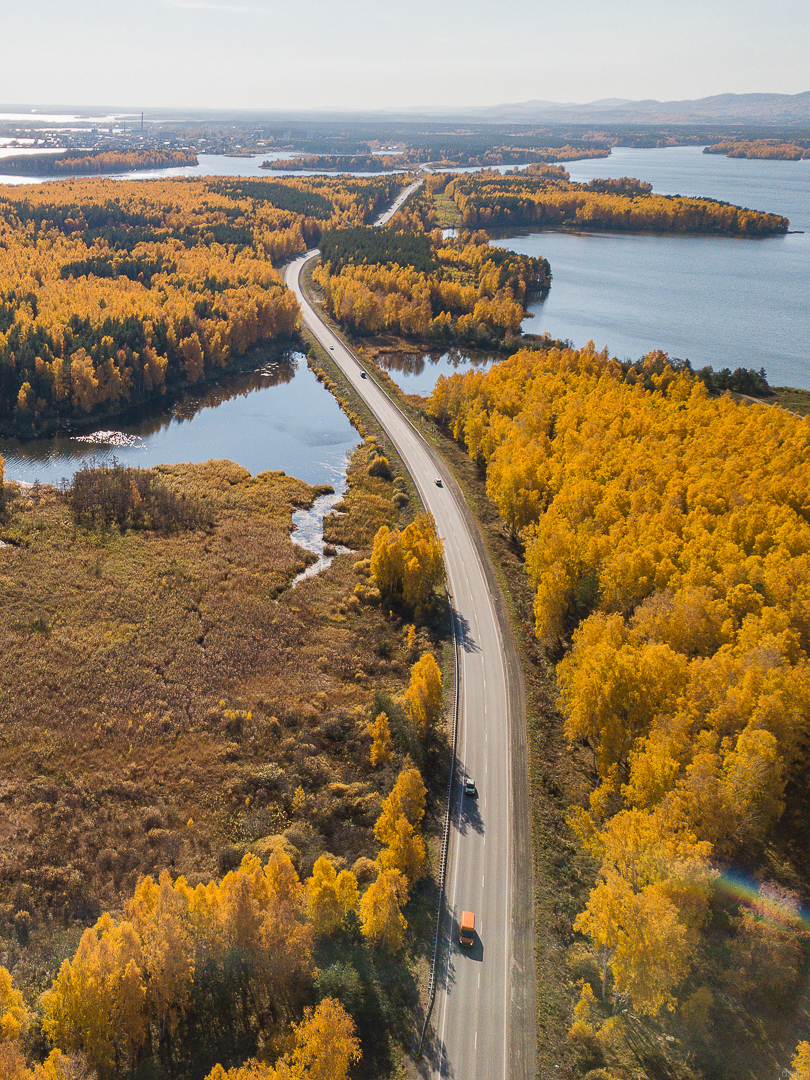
xmin=0 ymin=335 xmax=300 ymax=442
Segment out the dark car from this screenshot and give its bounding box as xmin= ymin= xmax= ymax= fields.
xmin=464 ymin=777 xmax=476 ymax=796
xmin=360 ymin=371 xmax=368 ymax=378
xmin=435 ymin=478 xmax=443 ymax=487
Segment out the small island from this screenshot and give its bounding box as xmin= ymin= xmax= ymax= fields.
xmin=704 ymin=139 xmax=810 ymax=160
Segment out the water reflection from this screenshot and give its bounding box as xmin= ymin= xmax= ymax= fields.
xmin=0 ymin=348 xmax=361 ymax=487
xmin=376 ymin=349 xmax=501 ymax=396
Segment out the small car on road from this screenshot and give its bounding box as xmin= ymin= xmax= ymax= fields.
xmin=464 ymin=777 xmax=476 ymax=796
xmin=435 ymin=478 xmax=443 ymax=487
xmin=360 ymin=371 xmax=368 ymax=378
xmin=459 ymin=910 xmax=475 ymax=947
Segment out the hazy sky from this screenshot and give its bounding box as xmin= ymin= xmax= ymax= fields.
xmin=1 ymin=0 xmax=808 ymax=112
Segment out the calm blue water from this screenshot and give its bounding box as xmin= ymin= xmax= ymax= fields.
xmin=492 ymin=146 xmax=810 ymax=389
xmin=377 ymin=350 xmax=500 ymax=395
xmin=0 ymin=351 xmax=360 ymax=486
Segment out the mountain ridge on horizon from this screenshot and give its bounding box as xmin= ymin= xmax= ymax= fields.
xmin=389 ymin=90 xmax=810 ymax=126
xmin=1 ymin=91 xmax=809 ymax=128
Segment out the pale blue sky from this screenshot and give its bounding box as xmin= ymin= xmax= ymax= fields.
xmin=1 ymin=0 xmax=808 ymax=112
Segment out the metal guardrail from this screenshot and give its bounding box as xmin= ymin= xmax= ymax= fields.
xmin=294 ymin=203 xmax=463 ymax=1059
xmin=418 ymin=591 xmax=460 ymax=1056
xmin=308 ymin=308 xmax=463 ymax=1059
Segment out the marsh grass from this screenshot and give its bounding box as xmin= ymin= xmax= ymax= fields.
xmin=0 ymin=454 xmax=440 ymax=1008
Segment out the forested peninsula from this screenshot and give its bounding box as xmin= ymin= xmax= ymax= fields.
xmin=438 ymin=169 xmax=789 ymax=233
xmin=704 ymin=139 xmax=810 ymax=160
xmin=261 ymin=146 xmax=609 ymax=171
xmin=311 ymin=169 xmax=789 ymax=349
xmin=314 ymin=224 xmax=549 ymax=345
xmin=0 ymin=150 xmax=199 ymax=176
xmin=0 ymin=174 xmax=401 ymax=434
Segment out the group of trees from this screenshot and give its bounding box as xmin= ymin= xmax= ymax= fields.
xmin=262 ymin=146 xmax=608 ymax=172
xmin=39 ymin=851 xmax=320 ymax=1076
xmin=262 ymin=155 xmax=411 ymax=173
xmin=364 ymin=765 xmax=429 ymax=949
xmin=69 ymin=464 xmax=214 ymax=532
xmin=204 ymin=998 xmax=360 ymax=1080
xmin=0 ymin=174 xmax=402 ymax=433
xmin=0 ymin=754 xmax=431 ymax=1080
xmin=704 ymin=140 xmax=810 ymax=160
xmin=441 ymin=170 xmax=789 ymax=234
xmin=314 ymin=228 xmax=549 ymax=345
xmin=320 ymin=228 xmax=437 ymax=275
xmin=370 ymin=513 xmax=446 ymax=611
xmin=427 ymin=345 xmax=810 ymax=1029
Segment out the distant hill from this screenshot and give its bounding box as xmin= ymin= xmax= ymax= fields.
xmin=418 ymin=92 xmax=810 ymax=126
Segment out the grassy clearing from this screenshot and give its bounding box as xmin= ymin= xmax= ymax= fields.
xmin=772 ymin=385 xmax=810 ymax=416
xmin=432 ymin=193 xmax=463 ymax=229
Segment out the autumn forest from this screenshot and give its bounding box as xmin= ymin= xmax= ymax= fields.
xmin=1 ymin=152 xmax=808 ymax=1080
xmin=0 ymin=175 xmax=401 ymax=434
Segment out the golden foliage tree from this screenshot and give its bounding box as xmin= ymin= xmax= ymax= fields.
xmin=285 ymin=997 xmax=361 ymax=1080
xmin=370 ymin=514 xmax=445 ymax=611
xmin=404 ymin=653 xmax=443 ymax=739
xmin=305 ymin=857 xmax=359 ymax=935
xmin=0 ymin=969 xmax=26 ymax=1044
xmin=790 ymin=1042 xmax=810 ymax=1080
xmin=373 ymin=766 xmax=428 ymax=890
xmin=367 ymin=711 xmax=392 ymax=767
xmin=359 ymin=869 xmax=409 ymax=951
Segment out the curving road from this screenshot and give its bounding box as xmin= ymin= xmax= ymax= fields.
xmin=283 ymin=199 xmax=535 ymax=1080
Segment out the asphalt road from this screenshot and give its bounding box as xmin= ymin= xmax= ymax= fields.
xmin=284 ymin=208 xmax=535 ymax=1080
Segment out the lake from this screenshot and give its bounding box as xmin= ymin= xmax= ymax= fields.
xmin=0 ymin=349 xmax=360 ymax=487
xmin=491 ymin=146 xmax=810 ymax=390
xmin=2 ymin=145 xmax=807 ymax=489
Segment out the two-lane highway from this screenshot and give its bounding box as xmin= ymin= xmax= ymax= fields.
xmin=284 ymin=220 xmax=535 ymax=1080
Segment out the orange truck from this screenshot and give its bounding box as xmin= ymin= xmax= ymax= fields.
xmin=459 ymin=910 xmax=475 ymax=947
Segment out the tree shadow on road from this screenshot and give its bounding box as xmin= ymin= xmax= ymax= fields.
xmin=453 ymin=609 xmax=480 ymax=654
